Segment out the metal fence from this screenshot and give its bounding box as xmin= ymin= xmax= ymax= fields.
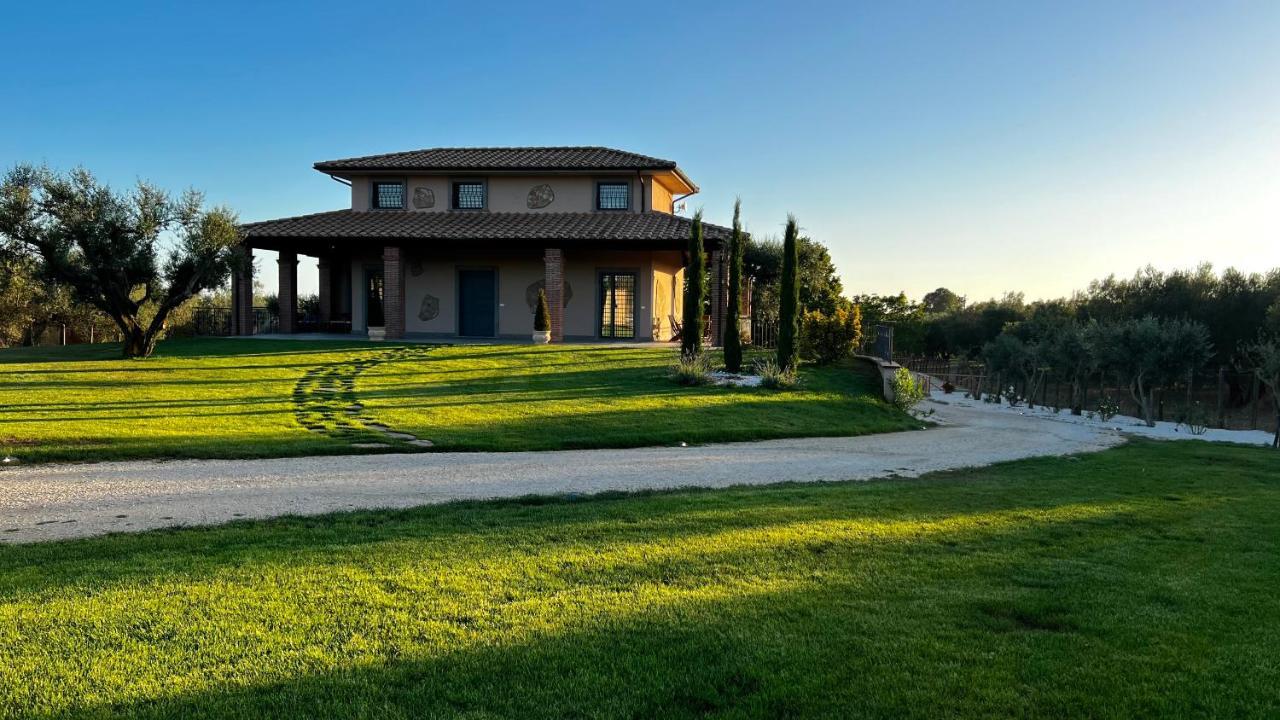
xmin=898 ymin=356 xmax=1279 ymax=434
xmin=750 ymin=319 xmax=778 ymax=348
xmin=177 ymin=307 xmax=278 ymax=337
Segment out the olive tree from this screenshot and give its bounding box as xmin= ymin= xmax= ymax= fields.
xmin=0 ymin=165 xmax=241 ymax=358
xmin=1240 ymin=334 xmax=1280 ymax=449
xmin=1041 ymin=321 xmax=1094 ymax=415
xmin=1089 ymin=317 xmax=1212 ymax=427
xmin=982 ymin=333 xmax=1043 ymax=407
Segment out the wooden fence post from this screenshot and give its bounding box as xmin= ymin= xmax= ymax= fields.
xmin=1216 ymin=367 xmax=1226 ymax=428
xmin=1250 ymin=374 xmax=1261 ymax=430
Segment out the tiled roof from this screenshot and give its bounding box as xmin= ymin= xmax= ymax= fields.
xmin=240 ymin=210 xmax=731 ymax=243
xmin=313 ymin=146 xmax=678 ymax=172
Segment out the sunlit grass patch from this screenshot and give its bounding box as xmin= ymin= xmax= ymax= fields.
xmin=1 ymin=441 xmax=1278 ymax=718
xmin=0 ymin=339 xmax=913 ymax=463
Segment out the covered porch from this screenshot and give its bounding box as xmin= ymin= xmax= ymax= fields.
xmin=235 ymin=210 xmax=734 ymax=344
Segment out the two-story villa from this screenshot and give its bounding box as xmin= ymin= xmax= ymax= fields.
xmin=236 ymin=146 xmax=733 ymax=343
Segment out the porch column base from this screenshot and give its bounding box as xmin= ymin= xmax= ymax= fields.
xmin=383 ymin=246 xmax=405 ymax=339
xmin=544 ymin=248 xmax=564 ymax=342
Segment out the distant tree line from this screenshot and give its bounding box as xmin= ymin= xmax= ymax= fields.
xmin=861 ymin=265 xmax=1280 ymax=366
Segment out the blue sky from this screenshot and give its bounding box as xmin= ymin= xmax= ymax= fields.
xmin=3 ymin=1 xmax=1277 ymax=300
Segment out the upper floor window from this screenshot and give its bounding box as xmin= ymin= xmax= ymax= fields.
xmin=372 ymin=181 xmax=405 ymax=209
xmin=596 ymin=182 xmax=630 ymax=211
xmin=452 ymin=181 xmax=486 ymax=210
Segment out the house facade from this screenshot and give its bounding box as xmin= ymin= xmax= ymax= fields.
xmin=236 ymin=147 xmax=734 ymax=343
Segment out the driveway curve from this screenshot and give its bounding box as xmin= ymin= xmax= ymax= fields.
xmin=0 ymin=397 xmax=1123 ymax=543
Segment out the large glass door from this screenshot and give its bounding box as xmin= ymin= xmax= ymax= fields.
xmin=599 ymin=272 xmax=636 ymax=339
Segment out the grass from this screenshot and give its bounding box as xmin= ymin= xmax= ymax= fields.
xmin=358 ymin=343 xmax=913 ymax=451
xmin=0 ymin=339 xmax=916 ymax=464
xmin=0 ymin=440 xmax=1277 ymax=718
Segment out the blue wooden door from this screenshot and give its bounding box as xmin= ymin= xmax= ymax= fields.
xmin=458 ymin=269 xmax=496 ymax=337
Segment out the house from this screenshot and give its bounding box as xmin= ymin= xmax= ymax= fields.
xmin=236 ymin=146 xmax=735 ymax=342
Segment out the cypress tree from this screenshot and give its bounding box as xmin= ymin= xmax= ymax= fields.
xmin=681 ymin=210 xmax=706 ymax=358
xmin=534 ymin=288 xmax=551 ymax=332
xmin=723 ymin=199 xmax=745 ymax=372
xmin=777 ymin=214 xmax=800 ymax=371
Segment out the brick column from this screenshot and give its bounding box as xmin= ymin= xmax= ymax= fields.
xmin=233 ymin=245 xmax=254 ymax=336
xmin=544 ymin=248 xmax=564 ymax=342
xmin=383 ymin=245 xmax=405 ymax=339
xmin=709 ymin=248 xmax=727 ymax=346
xmin=277 ymin=250 xmax=298 ymax=334
xmin=317 ymin=257 xmax=332 ymax=323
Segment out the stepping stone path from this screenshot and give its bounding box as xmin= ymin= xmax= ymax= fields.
xmin=291 ymin=345 xmax=439 ymax=450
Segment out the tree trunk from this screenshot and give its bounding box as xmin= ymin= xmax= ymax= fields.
xmin=122 ymin=326 xmax=158 ymax=358
xmin=1272 ymin=391 xmax=1279 ymax=449
xmin=1070 ymin=378 xmax=1083 ymax=415
xmin=1130 ymin=376 xmax=1156 ymax=427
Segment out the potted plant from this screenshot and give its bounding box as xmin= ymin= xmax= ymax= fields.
xmin=533 ymin=288 xmax=551 ymax=343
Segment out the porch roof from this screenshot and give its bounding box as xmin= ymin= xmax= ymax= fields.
xmin=239 ymin=210 xmax=732 ymax=252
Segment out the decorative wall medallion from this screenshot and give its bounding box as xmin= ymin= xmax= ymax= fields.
xmin=526 ymin=183 xmax=555 ymax=209
xmin=409 ymin=260 xmax=424 ymax=277
xmin=412 ymin=187 xmax=435 ymax=209
xmin=525 ymin=279 xmax=573 ymax=310
xmin=418 ymin=293 xmax=439 ymax=321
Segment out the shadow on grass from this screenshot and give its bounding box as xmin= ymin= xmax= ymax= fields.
xmin=0 ymin=338 xmax=390 ymax=366
xmin=0 ymin=443 xmax=1250 ymax=602
xmin=14 ymin=442 xmax=1280 ymax=718
xmin=26 ymin=581 xmax=858 ymax=719
xmin=0 ymin=344 xmax=896 ymax=462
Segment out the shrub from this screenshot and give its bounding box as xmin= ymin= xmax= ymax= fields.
xmin=891 ymin=367 xmax=927 ymax=413
xmin=755 ymin=358 xmax=799 ymax=390
xmin=669 ymin=352 xmax=713 ymax=386
xmin=534 ymin=289 xmax=551 ymax=332
xmin=1096 ymin=396 xmax=1121 ymax=422
xmin=799 ymin=307 xmax=862 ymax=365
xmin=1003 ymin=385 xmax=1024 ymax=408
xmin=1181 ymin=401 xmax=1210 ymax=436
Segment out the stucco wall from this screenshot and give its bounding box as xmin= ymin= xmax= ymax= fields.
xmin=651 ymin=251 xmax=684 ymax=341
xmin=350 ymin=174 xmax=649 ymax=213
xmin=403 ymin=259 xmax=457 ymax=334
xmin=345 ymin=248 xmax=669 ymax=341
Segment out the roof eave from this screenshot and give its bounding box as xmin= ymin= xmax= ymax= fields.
xmin=313 ymin=164 xmax=679 ymax=175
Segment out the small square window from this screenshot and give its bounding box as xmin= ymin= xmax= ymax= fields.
xmin=597 ymin=182 xmax=630 ymax=211
xmin=372 ymin=182 xmax=404 ymax=209
xmin=452 ymin=182 xmax=486 ymax=210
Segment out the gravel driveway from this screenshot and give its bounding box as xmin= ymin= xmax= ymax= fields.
xmin=0 ymin=397 xmax=1123 ymax=543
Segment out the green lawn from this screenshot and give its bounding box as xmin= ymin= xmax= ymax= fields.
xmin=0 ymin=339 xmax=915 ymax=463
xmin=1 ymin=441 xmax=1277 ymax=718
